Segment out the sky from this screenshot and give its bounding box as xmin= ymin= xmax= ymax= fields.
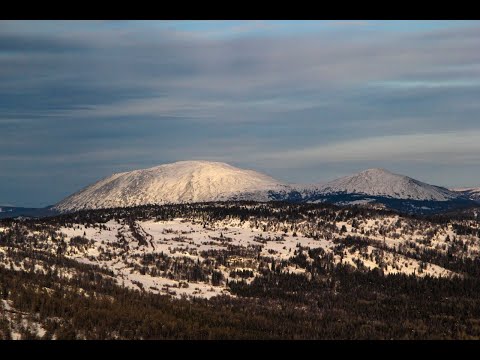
xmin=1 ymin=20 xmax=480 ymax=207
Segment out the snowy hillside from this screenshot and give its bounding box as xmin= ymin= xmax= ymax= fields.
xmin=3 ymin=201 xmax=480 ymax=339
xmin=53 ymin=162 xmax=474 ymax=215
xmin=1 ymin=202 xmax=467 ymax=301
xmin=54 ymin=161 xmax=288 ymax=212
xmin=312 ymin=168 xmax=460 ymax=201
xmin=452 ymin=187 xmax=480 ymax=202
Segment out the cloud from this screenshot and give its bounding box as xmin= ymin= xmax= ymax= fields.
xmin=260 ymin=130 xmax=480 ymax=166
xmin=0 ymin=32 xmax=88 ymax=53
xmin=326 ymin=20 xmax=371 ymax=27
xmin=2 ymin=21 xmax=480 ymax=206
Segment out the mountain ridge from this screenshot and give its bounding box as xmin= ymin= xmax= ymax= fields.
xmin=451 ymin=187 xmax=480 ymax=203
xmin=52 ymin=160 xmax=476 ymax=215
xmin=310 ymin=168 xmax=458 ymax=201
xmin=54 ymin=161 xmax=289 ymax=212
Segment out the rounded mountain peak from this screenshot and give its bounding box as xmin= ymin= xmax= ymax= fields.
xmin=153 ymin=160 xmax=232 ymax=167
xmin=358 ymin=168 xmax=397 ymax=176
xmin=319 ymin=168 xmax=457 ymax=201
xmin=55 ymin=161 xmax=286 ymax=212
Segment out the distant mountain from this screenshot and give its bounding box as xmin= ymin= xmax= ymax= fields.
xmin=0 ymin=206 xmax=57 ymax=219
xmin=54 ymin=161 xmax=289 ymax=212
xmin=451 ymin=187 xmax=480 ymax=203
xmin=297 ymin=168 xmax=474 ymax=214
xmin=53 ymin=162 xmax=477 ymax=215
xmin=311 ymin=168 xmax=458 ymax=201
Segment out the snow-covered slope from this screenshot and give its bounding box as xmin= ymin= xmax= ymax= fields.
xmin=452 ymin=187 xmax=480 ymax=202
xmin=55 ymin=161 xmax=288 ymax=212
xmin=312 ymin=168 xmax=460 ymax=201
xmin=55 ymin=163 xmax=472 ymax=214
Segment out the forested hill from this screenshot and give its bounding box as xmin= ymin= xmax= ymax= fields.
xmin=2 ymin=201 xmax=480 ymax=339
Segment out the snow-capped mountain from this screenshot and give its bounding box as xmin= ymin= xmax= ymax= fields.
xmin=312 ymin=168 xmax=459 ymax=201
xmin=54 ymin=161 xmax=289 ymax=212
xmin=295 ymin=168 xmax=473 ymax=214
xmin=54 ymin=162 xmax=476 ymax=215
xmin=451 ymin=187 xmax=480 ymax=203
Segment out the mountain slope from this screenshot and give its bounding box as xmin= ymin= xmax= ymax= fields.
xmin=54 ymin=161 xmax=288 ymax=212
xmin=293 ymin=168 xmax=475 ymax=214
xmin=312 ymin=168 xmax=459 ymax=201
xmin=451 ymin=187 xmax=480 ymax=203
xmin=54 ymin=163 xmax=476 ymax=215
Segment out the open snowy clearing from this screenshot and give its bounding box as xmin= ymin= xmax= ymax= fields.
xmin=51 ymin=216 xmax=459 ymax=298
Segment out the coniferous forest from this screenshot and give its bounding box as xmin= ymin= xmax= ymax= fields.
xmin=1 ymin=201 xmax=480 ymax=339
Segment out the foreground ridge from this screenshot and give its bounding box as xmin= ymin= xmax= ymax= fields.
xmin=2 ymin=201 xmax=480 ymax=339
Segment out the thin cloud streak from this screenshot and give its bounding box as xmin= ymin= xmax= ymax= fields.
xmin=2 ymin=21 xmax=480 ymax=206
xmin=260 ymin=131 xmax=480 ymax=166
